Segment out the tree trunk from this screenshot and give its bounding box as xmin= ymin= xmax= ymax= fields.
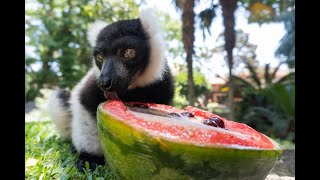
xmin=220 ymin=0 xmax=237 ymax=120
xmin=181 ymin=0 xmax=196 ymax=105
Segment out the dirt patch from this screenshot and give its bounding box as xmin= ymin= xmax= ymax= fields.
xmin=266 ymin=149 xmax=295 ymax=179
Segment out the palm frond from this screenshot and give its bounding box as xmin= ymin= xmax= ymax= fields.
xmin=264 ymin=63 xmax=271 ymax=85
xmin=198 ymin=5 xmax=217 ymax=39
xmin=270 ymin=61 xmax=285 ymax=81
xmin=275 ymin=72 xmax=295 ymax=85
xmin=245 ymin=62 xmax=261 ymax=89
xmin=232 ymin=75 xmax=255 ymax=89
xmin=172 ymin=0 xmax=182 ymax=10
xmin=265 ymin=83 xmax=295 ymax=117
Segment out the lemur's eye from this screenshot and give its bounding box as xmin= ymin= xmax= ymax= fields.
xmin=124 ymin=48 xmax=135 ymax=58
xmin=96 ymin=54 xmax=104 ymax=62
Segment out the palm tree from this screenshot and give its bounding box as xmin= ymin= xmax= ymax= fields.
xmin=220 ymin=0 xmax=238 ymax=120
xmin=174 ymin=0 xmax=238 ymax=115
xmin=174 ymin=0 xmax=196 ymax=105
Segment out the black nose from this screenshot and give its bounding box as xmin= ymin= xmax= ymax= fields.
xmin=98 ymin=77 xmax=113 ymax=91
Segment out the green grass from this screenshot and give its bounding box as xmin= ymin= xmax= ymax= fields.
xmin=273 ymin=138 xmax=295 ymax=150
xmin=25 ymin=121 xmax=117 ymax=180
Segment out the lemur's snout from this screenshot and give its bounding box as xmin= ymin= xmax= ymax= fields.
xmin=98 ymin=77 xmax=113 ymax=91
xmin=98 ymin=77 xmax=120 ymax=100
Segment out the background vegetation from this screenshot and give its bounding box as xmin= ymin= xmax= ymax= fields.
xmin=26 ymin=0 xmax=295 ymax=178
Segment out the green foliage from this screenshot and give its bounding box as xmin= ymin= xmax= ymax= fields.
xmin=213 ymin=30 xmax=258 ymax=73
xmin=25 ymin=0 xmax=139 ymax=101
xmin=25 ymin=0 xmax=183 ymax=101
xmin=158 ymin=12 xmax=183 ymax=59
xmin=234 ymin=62 xmax=295 ymax=141
xmin=240 ymin=0 xmax=295 ymax=24
xmin=173 ymin=65 xmax=212 ymax=108
xmin=274 ymin=138 xmax=295 ymax=149
xmin=239 ymin=0 xmax=295 ymax=68
xmin=275 ymin=10 xmax=295 ymax=68
xmin=198 ymin=2 xmax=218 ymax=39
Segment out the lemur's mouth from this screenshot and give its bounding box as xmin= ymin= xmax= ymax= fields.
xmin=104 ymin=91 xmax=120 ymax=100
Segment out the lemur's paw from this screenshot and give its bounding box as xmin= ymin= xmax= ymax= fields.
xmin=77 ymin=152 xmax=105 ymax=172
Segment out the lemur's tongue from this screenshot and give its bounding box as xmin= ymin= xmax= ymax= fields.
xmin=104 ymin=91 xmax=120 ymax=100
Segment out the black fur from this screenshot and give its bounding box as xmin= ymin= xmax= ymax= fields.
xmin=79 ymin=65 xmax=174 ymax=119
xmin=77 ymin=152 xmax=105 ymax=172
xmin=79 ymin=75 xmax=105 ymax=118
xmin=57 ymin=89 xmax=70 ymax=108
xmin=63 ymin=18 xmax=174 ymax=172
xmin=121 ymin=65 xmax=174 ymax=104
xmin=94 ymin=19 xmax=151 ymax=96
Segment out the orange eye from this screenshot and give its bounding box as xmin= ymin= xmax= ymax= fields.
xmin=124 ymin=48 xmax=136 ymax=58
xmin=96 ymin=54 xmax=104 ymax=62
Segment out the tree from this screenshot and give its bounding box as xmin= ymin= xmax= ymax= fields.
xmin=174 ymin=0 xmax=196 ymax=106
xmin=158 ymin=12 xmax=183 ymax=61
xmin=173 ymin=65 xmax=212 ymax=108
xmin=240 ymin=0 xmax=295 ymax=68
xmin=219 ymin=0 xmax=238 ymax=120
xmin=26 ymin=0 xmax=185 ymax=101
xmin=196 ymin=0 xmax=238 ymax=120
xmin=198 ymin=0 xmax=294 ymax=119
xmin=275 ymin=10 xmax=295 ymax=68
xmin=213 ymin=30 xmax=258 ymax=70
xmin=25 ymin=0 xmax=139 ymax=101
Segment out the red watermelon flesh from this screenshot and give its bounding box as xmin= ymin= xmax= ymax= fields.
xmin=102 ymin=101 xmax=278 ymax=150
xmin=97 ymin=100 xmax=282 ymax=179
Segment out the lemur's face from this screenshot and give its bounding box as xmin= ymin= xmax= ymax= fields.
xmin=93 ymin=19 xmax=150 ymax=99
xmin=88 ymin=11 xmax=166 ymax=100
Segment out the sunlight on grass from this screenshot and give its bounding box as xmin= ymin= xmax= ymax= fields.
xmin=25 ymin=119 xmax=117 ymax=179
xmin=25 ymin=90 xmax=117 ymax=179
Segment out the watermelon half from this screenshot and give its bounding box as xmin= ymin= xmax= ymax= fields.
xmin=97 ymin=100 xmax=282 ymax=180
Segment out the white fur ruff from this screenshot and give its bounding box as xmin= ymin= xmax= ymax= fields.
xmin=87 ymin=20 xmax=108 ymax=47
xmin=130 ymin=9 xmax=167 ymax=88
xmin=47 ymin=90 xmax=72 ymax=140
xmin=69 ymin=68 xmax=103 ymax=156
xmin=87 ymin=9 xmax=167 ymax=88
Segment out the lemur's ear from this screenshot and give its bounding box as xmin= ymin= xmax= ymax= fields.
xmin=87 ymin=20 xmax=108 ymax=47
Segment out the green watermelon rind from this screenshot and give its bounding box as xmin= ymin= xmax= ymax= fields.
xmin=97 ymin=103 xmax=282 ymax=180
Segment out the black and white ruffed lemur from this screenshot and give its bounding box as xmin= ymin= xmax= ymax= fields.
xmin=47 ymin=10 xmax=174 ymax=172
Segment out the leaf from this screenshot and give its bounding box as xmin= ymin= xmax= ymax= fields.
xmin=248 ymin=2 xmax=275 ymax=23
xmin=198 ymin=5 xmax=217 ymax=39
xmin=264 ymin=63 xmax=271 ymax=85
xmin=232 ymin=75 xmax=255 ymax=89
xmin=275 ymin=72 xmax=295 ymax=85
xmin=265 ymin=84 xmax=295 ymax=117
xmin=245 ymin=61 xmax=261 ymax=89
xmin=270 ymin=62 xmax=284 ymax=81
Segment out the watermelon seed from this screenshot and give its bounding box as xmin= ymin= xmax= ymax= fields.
xmin=181 ymin=112 xmax=194 ymax=117
xmin=168 ymin=113 xmax=181 ymax=117
xmin=203 ymin=117 xmax=225 ymax=128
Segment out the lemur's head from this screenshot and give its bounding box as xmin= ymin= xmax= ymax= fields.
xmin=87 ymin=10 xmax=167 ymax=100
